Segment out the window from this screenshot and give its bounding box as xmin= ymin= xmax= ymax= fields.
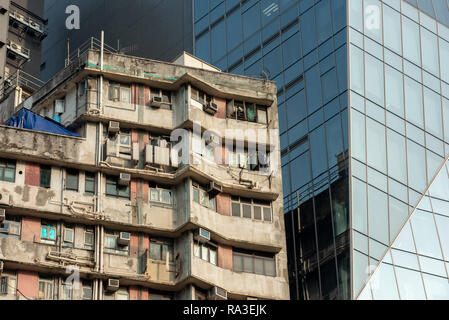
xmin=191 ymin=86 xmax=212 ymax=104
xmin=149 ymin=239 xmax=174 ymax=261
xmin=85 ymin=172 xmax=96 ymax=195
xmin=41 ymin=221 xmax=57 ymax=244
xmin=0 ymin=159 xmax=16 ymax=182
xmin=82 ymin=281 xmax=93 ymax=300
xmin=65 ymin=169 xmax=79 ymax=191
xmin=149 ymin=183 xmax=173 ymax=206
xmin=231 ymin=197 xmax=272 ymax=222
xmin=0 ymin=277 xmax=8 ymax=294
xmin=150 ymin=87 xmax=172 ymax=109
xmin=104 ymin=231 xmax=129 ymax=255
xmin=106 ymin=176 xmax=130 ymax=200
xmin=84 ymin=227 xmax=94 ymax=250
xmin=61 ymin=283 xmax=73 ymax=300
xmin=233 ymin=249 xmax=276 ymax=276
xmin=78 ymin=80 xmax=86 ymax=97
xmin=63 ymin=225 xmax=74 ymax=247
xmin=192 ymin=181 xmax=216 ymax=211
xmin=227 ymin=100 xmax=268 ymax=124
xmin=109 ymin=82 xmax=131 ymax=103
xmin=194 ymin=241 xmax=218 ymax=265
xmin=149 ymin=293 xmax=171 ymax=300
xmin=38 ymin=277 xmax=54 ymax=300
xmin=104 ymin=288 xmax=129 ymax=300
xmin=0 ymin=216 xmax=21 ymax=239
xmin=228 ymin=147 xmax=270 ymax=171
xmin=40 ymin=165 xmax=51 ymax=188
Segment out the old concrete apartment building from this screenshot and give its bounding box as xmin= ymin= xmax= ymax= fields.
xmin=0 ymin=43 xmax=288 ymax=300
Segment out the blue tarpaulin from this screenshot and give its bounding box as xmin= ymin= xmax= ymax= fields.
xmin=5 ymin=109 xmax=80 ymax=137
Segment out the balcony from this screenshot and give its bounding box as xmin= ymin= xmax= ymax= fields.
xmin=190 ymin=257 xmax=289 ymax=300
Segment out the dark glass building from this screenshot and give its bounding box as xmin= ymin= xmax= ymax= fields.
xmin=40 ymin=0 xmax=194 ymax=81
xmin=194 ymin=0 xmax=449 ymax=300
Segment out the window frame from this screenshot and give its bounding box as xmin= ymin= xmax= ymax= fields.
xmin=84 ymin=227 xmax=95 ymax=250
xmin=40 ymin=221 xmax=57 ymax=245
xmin=108 ymin=82 xmax=131 ymax=103
xmin=226 ymin=100 xmax=268 ymax=124
xmin=149 ymin=239 xmax=174 ymax=262
xmin=39 ymin=165 xmax=52 ymax=189
xmin=191 ymin=86 xmax=212 ymax=104
xmin=232 ymin=250 xmax=276 ymax=277
xmin=63 ymin=225 xmax=75 ymax=248
xmin=84 ymin=172 xmax=96 ymax=195
xmin=192 ymin=181 xmax=216 ymax=211
xmin=105 ymin=176 xmax=130 ymax=200
xmin=0 ymin=216 xmax=21 ymax=238
xmin=0 ymin=159 xmax=16 ymax=183
xmin=38 ymin=277 xmax=54 ymax=300
xmin=193 ymin=241 xmax=218 ymax=266
xmin=149 ymin=183 xmax=173 ymax=206
xmin=65 ymin=169 xmax=79 ymax=192
xmin=104 ymin=231 xmax=129 ymax=256
xmin=231 ymin=197 xmax=272 ymax=222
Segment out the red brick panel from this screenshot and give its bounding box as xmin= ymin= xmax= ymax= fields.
xmin=213 ymin=97 xmax=227 ymax=119
xmin=141 ymin=289 xmax=149 ymax=300
xmin=17 ymin=271 xmax=39 ymax=299
xmin=131 ymin=130 xmax=139 ymax=144
xmin=130 ymin=180 xmax=138 ymax=202
xmin=131 ymin=84 xmax=137 ymax=105
xmin=25 ymin=163 xmax=40 ymax=187
xmin=141 ymin=182 xmax=149 ymax=203
xmin=216 ymin=193 xmax=230 ymax=216
xmin=129 ymin=286 xmax=140 ymax=300
xmin=144 ymin=86 xmax=150 ymax=107
xmin=218 ymin=245 xmax=233 ymax=270
xmin=130 ymin=233 xmax=139 ymax=257
xmin=21 ymin=216 xmax=41 ymax=243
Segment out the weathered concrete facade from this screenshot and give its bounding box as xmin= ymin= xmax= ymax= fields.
xmin=0 ymin=49 xmax=288 ymax=300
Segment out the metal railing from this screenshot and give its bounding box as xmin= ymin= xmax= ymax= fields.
xmin=0 ymin=69 xmax=44 ymax=101
xmin=65 ymin=37 xmax=118 ymax=67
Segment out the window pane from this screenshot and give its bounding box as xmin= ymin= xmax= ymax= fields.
xmin=150 ymin=243 xmax=161 ymax=260
xmin=383 ymin=4 xmax=401 ymax=54
xmin=209 ymin=248 xmax=217 ymax=265
xmin=161 ymin=190 xmax=172 ymax=204
xmin=407 ymin=140 xmax=427 ymax=193
xmin=40 ymin=166 xmax=51 ymax=188
xmin=350 ymin=46 xmax=365 ymax=96
xmin=366 ymin=118 xmax=386 ymax=173
xmin=421 ymin=27 xmax=439 ymax=76
xmin=365 ymin=54 xmax=384 ymax=106
xmin=232 ymin=202 xmax=241 ymax=217
xmin=193 ymin=188 xmax=199 ymax=203
xmin=254 ymin=206 xmax=262 ymax=220
xmin=263 ymin=207 xmax=272 ymax=221
xmin=387 ymin=129 xmax=407 ymax=184
xmin=233 ymin=254 xmax=243 ymax=272
xmin=201 ymin=245 xmax=209 ymax=262
xmin=254 ymin=258 xmax=264 ymax=275
xmin=264 ymin=259 xmax=276 ymax=276
xmin=402 ymin=17 xmax=421 ymax=66
xmin=243 ymin=255 xmax=253 ymax=273
xmin=150 ymin=189 xmax=160 ymax=202
xmin=424 ymin=88 xmax=443 ymax=138
xmin=385 ymin=65 xmax=404 ymax=117
xmin=242 ymin=204 xmax=252 ymax=218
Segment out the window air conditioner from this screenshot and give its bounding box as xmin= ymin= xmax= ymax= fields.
xmin=145 ymin=144 xmax=154 ymax=165
xmin=197 ymin=228 xmax=210 ymax=243
xmin=203 ymin=101 xmax=218 ymax=115
xmin=207 ymin=182 xmax=222 ymax=196
xmin=151 ymin=96 xmax=163 ymax=108
xmin=117 ymin=232 xmax=131 ymax=246
xmin=106 ymin=279 xmax=119 ymax=292
xmin=208 ymin=287 xmax=227 ymax=300
xmin=118 ymin=173 xmax=131 ymax=186
xmin=108 ymin=121 xmax=120 ymax=134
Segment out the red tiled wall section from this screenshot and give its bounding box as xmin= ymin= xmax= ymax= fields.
xmin=214 ymin=97 xmax=227 ymax=119
xmin=25 ymin=163 xmax=40 ymax=186
xmin=21 ymin=217 xmax=41 ymax=243
xmin=17 ymin=271 xmax=38 ymax=299
xmin=218 ymin=245 xmax=233 ymax=270
xmin=216 ymin=193 xmax=230 ymax=216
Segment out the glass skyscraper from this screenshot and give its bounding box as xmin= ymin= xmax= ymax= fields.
xmin=194 ymin=0 xmax=449 ymax=300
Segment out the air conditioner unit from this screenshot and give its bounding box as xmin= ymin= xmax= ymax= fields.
xmin=108 ymin=121 xmax=120 ymax=134
xmin=154 ymin=146 xmax=170 ymax=166
xmin=132 ymin=142 xmax=139 ymax=163
xmin=207 ymin=182 xmax=222 ymax=196
xmin=0 ymin=194 xmax=10 ymax=206
xmin=151 ymin=96 xmax=163 ymax=108
xmin=145 ymin=144 xmax=154 ymax=165
xmin=117 ymin=232 xmax=131 ymax=246
xmin=0 ymin=209 xmax=5 ymax=223
xmin=208 ymin=286 xmax=227 ymax=300
xmin=106 ymin=279 xmax=119 ymax=292
xmin=54 ymin=99 xmax=65 ymax=114
xmin=28 ymin=20 xmax=43 ymax=33
xmin=197 ymin=228 xmax=210 ymax=243
xmin=203 ymin=101 xmax=218 ymax=115
xmin=118 ymin=173 xmax=131 ymax=186
xmin=205 ymin=134 xmax=220 ymax=146
xmin=106 ymin=140 xmax=117 ymax=158
xmin=7 ymin=40 xmax=30 ymax=59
